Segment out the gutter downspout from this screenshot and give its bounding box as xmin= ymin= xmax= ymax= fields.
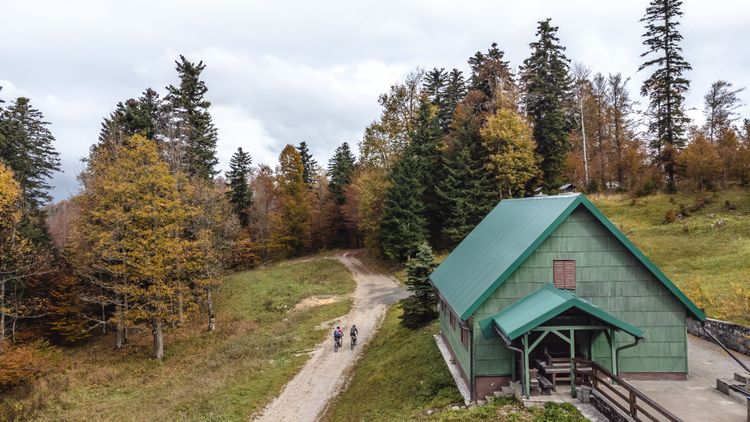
xmin=470 ymin=326 xmax=475 ymax=403
xmin=615 ymin=337 xmax=641 ymax=375
xmin=702 ymin=322 xmax=750 ymax=374
xmin=497 ymin=326 xmax=525 ymax=398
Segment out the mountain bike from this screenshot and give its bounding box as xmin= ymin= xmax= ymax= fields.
xmin=334 ymin=336 xmax=342 ymax=352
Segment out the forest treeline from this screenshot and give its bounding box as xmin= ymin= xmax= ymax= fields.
xmin=1 ymin=0 xmax=749 ymax=390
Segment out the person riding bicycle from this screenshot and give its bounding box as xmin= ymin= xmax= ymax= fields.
xmin=333 ymin=326 xmax=343 ymax=345
xmin=350 ymin=324 xmax=358 ymax=341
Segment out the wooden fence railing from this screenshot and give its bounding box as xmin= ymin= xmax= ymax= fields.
xmin=573 ymin=358 xmax=682 ymax=422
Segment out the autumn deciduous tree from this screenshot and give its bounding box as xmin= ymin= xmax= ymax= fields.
xmin=69 ymin=135 xmax=192 ymax=359
xmin=677 ymin=133 xmax=721 ymax=190
xmin=271 ymin=145 xmax=311 ymax=258
xmin=0 ymin=163 xmax=49 ymax=353
xmin=480 ymin=109 xmax=539 ymax=197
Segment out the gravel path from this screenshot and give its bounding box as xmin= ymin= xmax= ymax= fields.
xmin=254 ymin=252 xmax=409 ymax=422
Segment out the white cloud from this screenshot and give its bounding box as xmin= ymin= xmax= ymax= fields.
xmin=1 ymin=0 xmax=749 ymax=201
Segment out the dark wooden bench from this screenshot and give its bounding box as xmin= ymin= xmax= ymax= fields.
xmin=537 ymin=374 xmax=554 ymax=395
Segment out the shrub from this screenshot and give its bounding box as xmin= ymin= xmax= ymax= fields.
xmin=0 ymin=341 xmax=61 ymax=392
xmin=663 ymin=209 xmax=676 ymax=224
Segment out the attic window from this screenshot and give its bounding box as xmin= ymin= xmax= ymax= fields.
xmin=553 ymin=260 xmax=576 ymax=290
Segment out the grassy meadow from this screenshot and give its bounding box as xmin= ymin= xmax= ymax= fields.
xmin=323 ymin=306 xmax=585 ymax=422
xmin=2 ymin=257 xmax=355 ymax=421
xmin=591 ymin=190 xmax=750 ymax=324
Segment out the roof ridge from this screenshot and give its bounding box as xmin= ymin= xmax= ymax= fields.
xmin=503 ymin=193 xmax=581 ymax=201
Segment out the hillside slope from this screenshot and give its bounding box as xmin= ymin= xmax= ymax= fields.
xmin=592 ymin=190 xmax=750 ymax=324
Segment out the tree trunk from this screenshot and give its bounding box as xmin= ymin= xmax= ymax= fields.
xmin=152 ymin=319 xmax=164 ymax=360
xmin=177 ymin=292 xmax=184 ymax=327
xmin=115 ymin=304 xmax=124 ymax=350
xmin=123 ymin=296 xmax=129 ymax=344
xmin=0 ymin=280 xmax=5 ymax=354
xmin=207 ymin=289 xmax=216 ymax=332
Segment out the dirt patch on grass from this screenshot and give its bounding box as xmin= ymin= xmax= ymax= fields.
xmin=292 ymin=295 xmax=345 ymax=312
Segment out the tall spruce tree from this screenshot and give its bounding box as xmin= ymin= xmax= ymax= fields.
xmin=296 ymin=141 xmax=318 ymax=186
xmin=410 ymin=98 xmax=443 ymax=243
xmin=98 ymin=88 xmax=162 ymax=149
xmin=400 ymin=241 xmax=439 ymax=328
xmin=469 ymin=43 xmax=516 ymax=111
xmin=0 ymin=97 xmax=60 ymax=208
xmin=226 ymin=147 xmax=253 ymax=227
xmin=327 ymin=142 xmax=356 ymax=206
xmin=166 ymin=55 xmax=219 ymax=180
xmin=520 ymin=19 xmax=574 ymax=189
xmin=639 ymin=0 xmax=692 ymax=191
xmin=380 ymin=148 xmax=427 ymax=261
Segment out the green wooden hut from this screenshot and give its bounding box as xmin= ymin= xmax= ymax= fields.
xmin=430 ymin=194 xmax=705 ymax=399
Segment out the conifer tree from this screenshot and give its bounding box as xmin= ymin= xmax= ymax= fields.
xmin=380 ymin=150 xmax=427 ymax=262
xmin=226 ymin=148 xmax=253 ymax=227
xmin=327 ymin=142 xmax=356 ymax=205
xmin=410 ymin=98 xmax=443 ymax=242
xmin=520 ymin=19 xmax=574 ymax=188
xmin=165 ymin=55 xmax=219 ymax=180
xmin=296 ymin=141 xmax=318 ymax=187
xmin=0 ymin=97 xmax=60 ymax=208
xmin=639 ymin=0 xmax=692 ymax=191
xmin=400 ymin=241 xmax=438 ymax=328
xmin=469 ymin=43 xmax=516 ymax=111
xmin=271 ymin=145 xmax=311 ymax=258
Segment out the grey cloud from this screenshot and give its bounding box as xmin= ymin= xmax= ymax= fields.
xmin=1 ymin=0 xmax=748 ymax=201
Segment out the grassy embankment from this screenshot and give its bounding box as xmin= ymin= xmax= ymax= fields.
xmin=324 ymin=306 xmax=585 ymax=422
xmin=2 ymin=257 xmax=355 ymax=421
xmin=591 ymin=190 xmax=750 ymax=324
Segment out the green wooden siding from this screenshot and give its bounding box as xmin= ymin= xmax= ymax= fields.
xmin=472 ymin=206 xmax=687 ymax=376
xmin=439 ymin=304 xmax=471 ymax=380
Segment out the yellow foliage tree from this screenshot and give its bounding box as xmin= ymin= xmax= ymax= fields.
xmin=69 ymin=135 xmax=192 ymax=359
xmin=480 ymin=109 xmax=539 ymax=197
xmin=677 ymin=133 xmax=722 ymax=190
xmin=271 ymin=145 xmax=311 ymax=258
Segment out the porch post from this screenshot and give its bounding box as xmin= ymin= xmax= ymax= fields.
xmin=523 ymin=333 xmax=530 ymax=398
xmin=569 ymin=329 xmax=576 ymax=398
xmin=609 ymin=328 xmax=617 ymax=375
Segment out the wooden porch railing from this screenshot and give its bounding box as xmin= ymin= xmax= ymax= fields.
xmin=573 ymin=358 xmax=683 ymax=422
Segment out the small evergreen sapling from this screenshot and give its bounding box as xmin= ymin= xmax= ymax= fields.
xmin=400 ymin=242 xmax=439 ymax=329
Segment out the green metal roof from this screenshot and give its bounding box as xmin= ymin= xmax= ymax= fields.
xmin=430 ymin=193 xmax=706 ymax=321
xmin=479 ymin=284 xmax=645 ymax=342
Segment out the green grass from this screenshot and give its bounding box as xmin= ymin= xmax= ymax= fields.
xmin=4 ymin=257 xmax=355 ymax=422
xmin=323 ymin=306 xmax=586 ymax=422
xmin=591 ymin=190 xmax=750 ymax=324
xmin=324 ymin=306 xmax=462 ymax=421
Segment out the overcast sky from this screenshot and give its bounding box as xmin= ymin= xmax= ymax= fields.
xmin=2 ymin=0 xmax=749 ymax=202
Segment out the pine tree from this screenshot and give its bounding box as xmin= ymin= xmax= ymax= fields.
xmin=400 ymin=241 xmax=438 ymax=328
xmin=296 ymin=141 xmax=318 ymax=186
xmin=166 ymin=55 xmax=219 ymax=180
xmin=380 ymin=150 xmax=427 ymax=262
xmin=469 ymin=43 xmax=516 ymax=111
xmin=639 ymin=0 xmax=692 ymax=191
xmin=226 ymin=148 xmax=253 ymax=227
xmin=327 ymin=142 xmax=356 ymax=206
xmin=0 ymin=97 xmax=60 ymax=208
xmin=442 ymin=69 xmax=467 ymax=133
xmin=520 ymin=19 xmax=574 ymax=189
xmin=271 ymin=145 xmax=311 ymax=258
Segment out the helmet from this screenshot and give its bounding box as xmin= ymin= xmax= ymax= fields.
xmin=336 ymin=326 xmax=340 ymax=329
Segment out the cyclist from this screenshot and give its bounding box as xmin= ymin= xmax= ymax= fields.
xmin=350 ymin=324 xmax=358 ymax=346
xmin=333 ymin=326 xmax=343 ymax=348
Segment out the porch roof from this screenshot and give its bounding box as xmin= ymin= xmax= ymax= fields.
xmin=479 ymin=284 xmax=644 ymax=342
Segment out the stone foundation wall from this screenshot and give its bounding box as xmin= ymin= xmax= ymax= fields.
xmin=687 ymin=317 xmax=750 ymax=356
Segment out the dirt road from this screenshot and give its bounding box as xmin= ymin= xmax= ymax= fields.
xmin=254 ymin=252 xmax=409 ymax=422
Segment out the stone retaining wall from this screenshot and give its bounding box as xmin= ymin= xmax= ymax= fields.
xmin=687 ymin=317 xmax=750 ymax=356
